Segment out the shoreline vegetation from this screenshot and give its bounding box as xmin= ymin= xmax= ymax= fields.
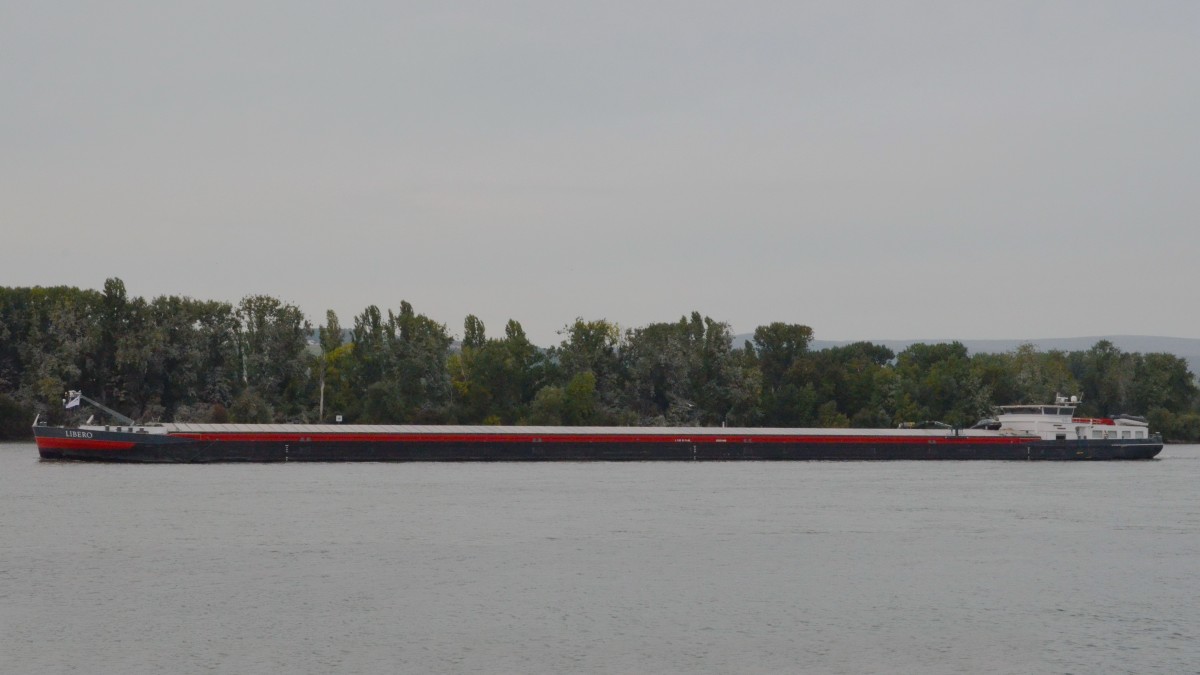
xmin=2 ymin=279 xmax=1198 ymax=441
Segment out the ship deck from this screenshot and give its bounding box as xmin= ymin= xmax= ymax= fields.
xmin=162 ymin=423 xmax=1023 ymax=440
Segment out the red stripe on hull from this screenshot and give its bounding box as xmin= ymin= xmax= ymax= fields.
xmin=37 ymin=438 xmax=138 ymax=451
xmin=169 ymin=432 xmax=1038 ymax=446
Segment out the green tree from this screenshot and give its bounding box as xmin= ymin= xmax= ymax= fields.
xmin=752 ymin=323 xmax=813 ymax=392
xmin=528 ymin=385 xmax=566 ymax=425
xmin=462 ymin=314 xmax=486 ymax=350
xmin=388 ymin=301 xmax=453 ymax=421
xmin=451 ymin=316 xmax=548 ymax=424
xmin=86 ymin=277 xmax=130 ymax=406
xmin=552 ymin=318 xmax=623 ymax=420
xmin=563 ymin=371 xmax=598 ymax=424
xmin=1132 ymin=352 xmax=1197 ymax=414
xmin=229 ymin=387 xmax=274 ymax=423
xmin=348 ymin=301 xmax=452 ymax=422
xmin=751 ymin=322 xmax=816 ymax=426
xmin=2 ymin=280 xmax=1197 ymax=438
xmin=892 ymin=342 xmax=990 ymax=427
xmin=234 ymin=295 xmax=313 ymax=420
xmin=316 ymin=310 xmax=345 ymax=421
xmin=621 ymin=312 xmax=756 ymax=426
xmin=450 ymin=314 xmax=489 ymax=421
xmin=191 ymin=300 xmax=241 ymax=409
xmin=502 ymin=319 xmax=546 ymax=410
xmin=1069 ymin=340 xmax=1136 ymax=416
xmin=350 ymin=305 xmax=388 ymax=398
xmin=808 ymin=342 xmax=894 ymax=426
xmin=318 ymin=310 xmax=343 ymax=355
xmin=621 ymin=320 xmax=693 ymax=424
xmin=0 ymin=393 xmax=31 ymax=439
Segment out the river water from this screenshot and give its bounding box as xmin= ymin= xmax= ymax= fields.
xmin=2 ymin=442 xmax=1198 ymax=674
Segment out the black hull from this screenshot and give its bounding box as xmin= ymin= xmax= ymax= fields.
xmin=33 ymin=427 xmax=1163 ymax=463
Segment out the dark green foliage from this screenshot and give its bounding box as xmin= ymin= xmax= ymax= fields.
xmin=751 ymin=322 xmax=817 ymax=426
xmin=527 ymin=385 xmax=567 ymax=425
xmin=1132 ymin=352 xmax=1197 ymax=414
xmin=556 ymin=319 xmax=621 ymax=393
xmin=450 ymin=317 xmax=543 ymax=424
xmin=462 ymin=315 xmax=486 ymax=350
xmin=2 ymin=282 xmax=1198 ymax=441
xmin=0 ymin=393 xmax=31 ymax=439
xmin=234 ymin=295 xmax=313 ymax=419
xmin=1068 ymin=340 xmax=1135 ymax=417
xmin=892 ymin=342 xmax=991 ymax=428
xmin=809 ymin=342 xmax=895 ymax=427
xmin=344 ymin=301 xmax=452 ymax=423
xmin=621 ymin=319 xmax=697 ymax=424
xmin=229 ymin=388 xmax=274 ymax=423
xmin=318 ymin=310 xmax=343 ymax=355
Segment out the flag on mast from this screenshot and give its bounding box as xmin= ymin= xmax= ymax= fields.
xmin=65 ymin=391 xmax=81 ymax=409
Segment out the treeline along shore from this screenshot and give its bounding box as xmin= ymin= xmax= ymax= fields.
xmin=2 ymin=279 xmax=1198 ymax=441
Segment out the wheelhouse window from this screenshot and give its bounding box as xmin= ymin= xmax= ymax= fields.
xmin=1002 ymin=406 xmax=1041 ymax=415
xmin=1037 ymin=407 xmax=1074 ymax=416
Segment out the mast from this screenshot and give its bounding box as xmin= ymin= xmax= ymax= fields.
xmin=64 ymin=390 xmax=136 ymax=426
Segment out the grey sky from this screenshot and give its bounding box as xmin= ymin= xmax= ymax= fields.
xmin=4 ymin=1 xmax=1197 ymax=346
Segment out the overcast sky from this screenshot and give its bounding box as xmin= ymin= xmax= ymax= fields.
xmin=3 ymin=1 xmax=1197 ymax=346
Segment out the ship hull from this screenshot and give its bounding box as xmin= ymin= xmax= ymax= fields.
xmin=32 ymin=426 xmax=1163 ymax=463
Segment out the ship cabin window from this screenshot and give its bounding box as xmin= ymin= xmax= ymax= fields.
xmin=1092 ymin=430 xmax=1104 ymax=439
xmin=1121 ymin=430 xmax=1131 ymax=439
xmin=1135 ymin=430 xmax=1145 ymax=439
xmin=1036 ymin=406 xmax=1074 ymax=416
xmin=1055 ymin=433 xmax=1067 ymax=441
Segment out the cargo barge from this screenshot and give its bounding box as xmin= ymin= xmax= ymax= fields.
xmin=33 ymin=394 xmax=1161 ymax=462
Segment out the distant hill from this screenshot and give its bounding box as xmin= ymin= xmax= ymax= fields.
xmin=732 ymin=334 xmax=1200 ymax=375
